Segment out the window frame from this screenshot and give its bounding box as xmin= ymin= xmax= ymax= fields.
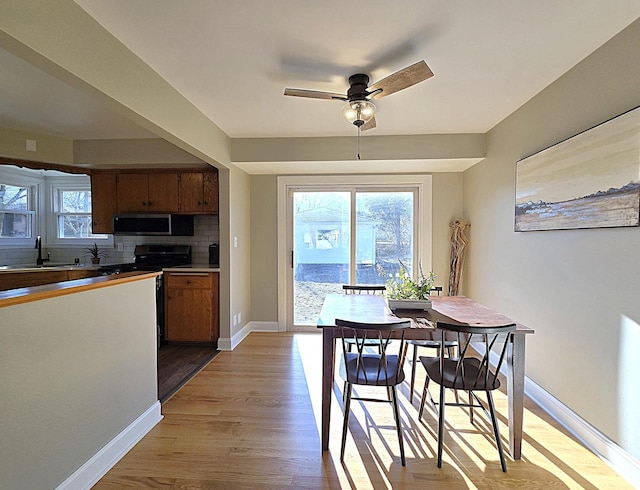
xmin=47 ymin=177 xmax=112 ymax=247
xmin=0 ymin=168 xmax=40 ymax=248
xmin=278 ymin=174 xmax=433 ymax=331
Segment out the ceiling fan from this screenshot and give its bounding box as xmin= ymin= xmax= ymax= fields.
xmin=284 ymin=60 xmax=434 ymax=131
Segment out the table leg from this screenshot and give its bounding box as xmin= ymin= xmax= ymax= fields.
xmin=322 ymin=328 xmax=335 ymax=451
xmin=507 ymin=333 xmax=526 ymax=459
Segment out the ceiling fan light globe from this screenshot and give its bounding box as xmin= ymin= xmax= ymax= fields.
xmin=342 ymin=100 xmax=376 ymax=126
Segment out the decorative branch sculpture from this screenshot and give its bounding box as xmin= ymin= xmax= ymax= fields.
xmin=448 ymin=220 xmax=470 ymax=296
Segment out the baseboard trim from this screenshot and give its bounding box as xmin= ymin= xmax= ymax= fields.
xmin=219 ymin=322 xmax=284 ymax=351
xmin=525 ymin=378 xmax=639 ymax=488
xmin=56 ymin=401 xmax=162 ymax=490
xmin=249 ymin=321 xmax=280 ymax=332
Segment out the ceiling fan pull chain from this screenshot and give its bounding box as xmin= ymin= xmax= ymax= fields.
xmin=357 ymin=126 xmax=361 ymax=160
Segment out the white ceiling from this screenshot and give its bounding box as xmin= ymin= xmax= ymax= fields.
xmin=2 ymin=1 xmax=640 ymax=142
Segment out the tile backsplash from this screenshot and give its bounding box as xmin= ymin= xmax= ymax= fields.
xmin=0 ymin=215 xmax=219 ymax=267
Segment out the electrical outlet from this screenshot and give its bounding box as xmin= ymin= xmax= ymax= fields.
xmin=238 ymin=312 xmax=241 ymax=324
xmin=233 ymin=314 xmax=238 ymax=326
xmin=117 ymin=242 xmax=124 ymax=252
xmin=233 ymin=236 xmax=238 ymax=248
xmin=26 ymin=139 xmax=37 ymax=152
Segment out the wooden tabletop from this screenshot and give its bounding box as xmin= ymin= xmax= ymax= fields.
xmin=318 ymin=294 xmax=534 ymax=334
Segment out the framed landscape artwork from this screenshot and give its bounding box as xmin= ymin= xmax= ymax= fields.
xmin=515 ymin=106 xmax=640 ymax=232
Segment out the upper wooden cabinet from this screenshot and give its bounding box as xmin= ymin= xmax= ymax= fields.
xmin=91 ymin=173 xmax=117 ymax=234
xmin=179 ymin=172 xmax=219 ymax=214
xmin=91 ymin=169 xmax=219 ymax=223
xmin=116 ymin=173 xmax=179 ymax=213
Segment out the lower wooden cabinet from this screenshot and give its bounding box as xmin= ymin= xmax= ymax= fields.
xmin=165 ymin=271 xmax=219 ymax=345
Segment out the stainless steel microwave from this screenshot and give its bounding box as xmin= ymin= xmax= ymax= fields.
xmin=113 ymin=214 xmax=194 ymax=236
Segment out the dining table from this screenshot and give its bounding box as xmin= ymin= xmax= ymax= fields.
xmin=317 ymin=293 xmax=535 ymax=459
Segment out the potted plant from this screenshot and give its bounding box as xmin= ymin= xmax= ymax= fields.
xmin=84 ymin=243 xmax=107 ymax=265
xmin=385 ymin=260 xmax=436 ymax=310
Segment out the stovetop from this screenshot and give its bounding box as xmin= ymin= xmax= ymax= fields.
xmin=98 ymin=244 xmax=191 ymax=274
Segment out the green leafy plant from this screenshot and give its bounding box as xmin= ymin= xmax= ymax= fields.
xmin=83 ymin=243 xmax=107 ymax=259
xmin=385 ymin=260 xmax=436 ymax=300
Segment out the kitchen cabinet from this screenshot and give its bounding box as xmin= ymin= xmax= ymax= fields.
xmin=179 ymin=172 xmax=219 ymax=214
xmin=165 ymin=271 xmax=219 ymax=345
xmin=90 ymin=173 xmax=117 ymax=234
xmin=116 ymin=173 xmax=179 ymax=213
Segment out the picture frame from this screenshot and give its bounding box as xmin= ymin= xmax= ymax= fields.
xmin=515 ymin=106 xmax=640 ymax=232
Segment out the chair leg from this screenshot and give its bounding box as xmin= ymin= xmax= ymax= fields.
xmin=418 ymin=374 xmax=430 ymax=420
xmin=409 ymin=343 xmax=418 ymax=403
xmin=340 ymin=383 xmax=353 ymax=463
xmin=390 ymin=386 xmax=406 ymax=466
xmin=437 ymin=384 xmax=446 ymax=468
xmin=486 ymin=390 xmax=507 ymax=472
xmin=469 ymin=391 xmax=474 ymax=424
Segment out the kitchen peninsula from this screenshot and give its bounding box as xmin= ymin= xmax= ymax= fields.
xmin=0 ymin=272 xmax=162 ymax=490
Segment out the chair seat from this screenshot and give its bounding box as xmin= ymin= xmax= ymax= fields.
xmin=420 ymin=356 xmax=501 ymax=391
xmin=341 ymin=353 xmax=405 ymax=386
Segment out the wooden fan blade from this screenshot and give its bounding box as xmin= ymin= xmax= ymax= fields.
xmin=283 ymin=88 xmax=347 ymax=101
xmin=368 ymin=60 xmax=434 ymax=99
xmin=361 ymin=116 xmax=376 ymax=131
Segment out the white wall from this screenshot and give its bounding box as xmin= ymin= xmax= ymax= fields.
xmin=228 ymin=166 xmax=251 ymax=337
xmin=463 ymin=19 xmax=640 ymax=460
xmin=0 ymin=277 xmax=159 ymax=489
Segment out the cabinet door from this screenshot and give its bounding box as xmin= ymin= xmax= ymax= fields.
xmin=148 ymin=173 xmax=179 ymax=212
xmin=91 ymin=173 xmax=117 ymax=233
xmin=165 ymin=287 xmax=212 ymax=342
xmin=210 ymin=272 xmax=219 ymax=343
xmin=179 ymin=173 xmax=204 ymax=213
xmin=117 ymin=174 xmax=149 ymax=212
xmin=203 ymin=172 xmax=219 ymax=214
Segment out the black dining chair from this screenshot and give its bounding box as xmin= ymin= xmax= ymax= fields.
xmin=418 ymin=321 xmax=516 ymax=472
xmin=337 ymin=318 xmax=411 ymax=466
xmin=404 ymin=286 xmax=457 ymax=403
xmin=341 ymin=284 xmax=389 ymax=400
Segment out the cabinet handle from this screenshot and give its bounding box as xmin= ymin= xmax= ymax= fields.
xmin=186 ymin=280 xmax=192 ymax=285
xmin=204 ymin=201 xmax=208 ymax=205
xmin=198 ymin=201 xmax=202 ymax=205
xmin=142 ymin=201 xmax=148 ymax=205
xmin=148 ymin=201 xmax=153 ymax=206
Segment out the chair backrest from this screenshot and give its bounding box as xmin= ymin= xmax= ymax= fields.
xmin=430 ymin=286 xmax=443 ymax=296
xmin=336 ymin=318 xmax=410 ymax=386
xmin=435 ymin=321 xmax=516 ymax=391
xmin=342 ymin=284 xmax=386 ymax=295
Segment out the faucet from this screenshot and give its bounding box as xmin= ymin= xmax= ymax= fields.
xmin=35 ymin=235 xmax=49 ymax=266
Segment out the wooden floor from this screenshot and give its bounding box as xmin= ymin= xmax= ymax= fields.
xmin=157 ymin=345 xmax=219 ymax=403
xmin=95 ymin=332 xmax=630 ymax=489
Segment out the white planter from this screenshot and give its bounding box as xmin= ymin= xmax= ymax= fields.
xmin=387 ymin=298 xmax=432 ymax=310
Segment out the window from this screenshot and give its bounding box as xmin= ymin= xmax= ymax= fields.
xmin=279 ymin=174 xmax=432 ymax=330
xmin=0 ymin=181 xmax=35 ymax=240
xmin=51 ymin=185 xmax=108 ymax=242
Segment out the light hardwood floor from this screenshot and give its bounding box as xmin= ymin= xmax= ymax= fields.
xmin=95 ymin=332 xmax=630 ymax=489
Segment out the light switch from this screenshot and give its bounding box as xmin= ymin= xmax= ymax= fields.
xmin=233 ymin=236 xmax=238 ymax=248
xmin=26 ymin=139 xmax=37 ymax=152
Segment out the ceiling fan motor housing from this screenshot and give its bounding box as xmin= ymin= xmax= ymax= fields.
xmin=347 ymin=74 xmax=370 ymax=101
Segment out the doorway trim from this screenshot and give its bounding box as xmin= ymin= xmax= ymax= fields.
xmin=277 ymin=174 xmax=433 ymax=332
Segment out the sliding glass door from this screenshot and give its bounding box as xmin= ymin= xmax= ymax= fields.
xmin=291 ymin=188 xmax=416 ymax=326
